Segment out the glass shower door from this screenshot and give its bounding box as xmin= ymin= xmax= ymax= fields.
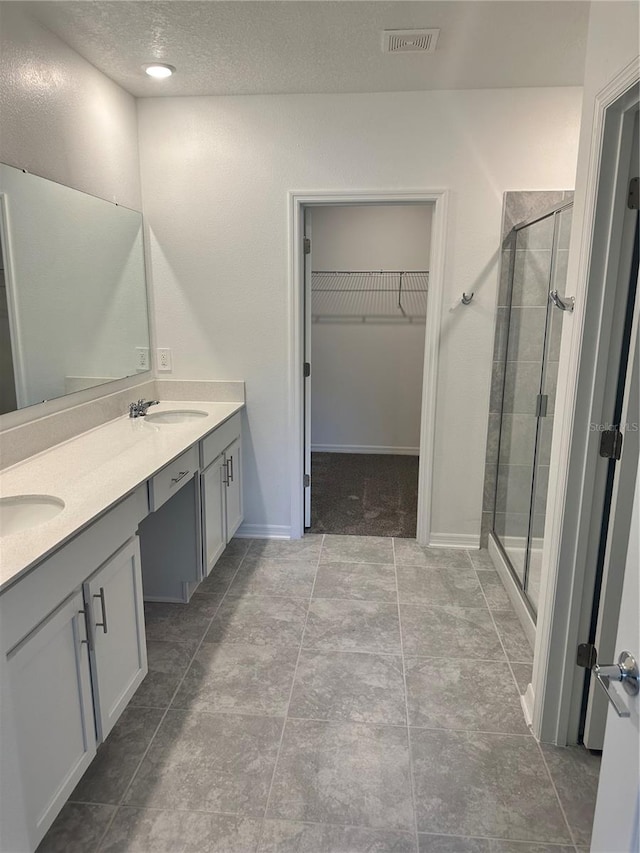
xmin=526 ymin=205 xmax=573 ymax=612
xmin=494 ymin=214 xmax=555 ymax=587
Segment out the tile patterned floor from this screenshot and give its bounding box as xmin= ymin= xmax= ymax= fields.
xmin=38 ymin=536 xmax=600 ymax=853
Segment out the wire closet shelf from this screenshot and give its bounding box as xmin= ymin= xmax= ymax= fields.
xmin=311 ymin=270 xmax=429 ymax=323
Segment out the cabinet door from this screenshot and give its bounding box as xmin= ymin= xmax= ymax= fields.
xmin=85 ymin=537 xmax=147 ymax=742
xmin=201 ymin=452 xmax=227 ymax=575
xmin=6 ymin=591 xmax=96 ymax=850
xmin=225 ymin=437 xmax=243 ymax=540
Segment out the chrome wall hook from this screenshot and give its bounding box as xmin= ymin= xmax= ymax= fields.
xmin=461 ymin=292 xmax=474 ymax=305
xmin=549 ymin=290 xmax=575 ymax=312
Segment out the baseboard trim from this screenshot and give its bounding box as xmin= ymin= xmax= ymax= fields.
xmin=488 ymin=533 xmax=536 ymax=649
xmin=521 ymin=683 xmax=535 ymax=729
xmin=311 ymin=444 xmax=420 ymax=456
xmin=428 ymin=532 xmax=481 ymax=549
xmin=234 ymin=523 xmax=292 ymax=540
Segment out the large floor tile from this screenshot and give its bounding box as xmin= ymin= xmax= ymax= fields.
xmin=124 ymin=709 xmax=283 ymax=816
xmin=410 ymin=729 xmax=571 ymax=843
xmin=259 ymin=820 xmax=417 ymax=852
xmin=144 ymin=597 xmax=222 ymax=643
xmin=394 ymin=540 xmax=471 ymax=570
xmin=100 ymin=807 xmax=263 ymax=852
xmin=70 ymin=707 xmax=164 ymax=805
xmin=540 ymin=743 xmax=601 ymax=846
xmin=321 ymin=534 xmax=395 ymax=564
xmin=490 ymin=843 xmax=576 ymax=852
xmin=476 ymin=570 xmax=514 ymax=611
xmin=172 ymin=642 xmax=299 ymax=716
xmin=249 ymin=536 xmax=323 ymax=562
xmin=129 ymin=640 xmax=196 ymax=709
xmin=223 ymin=538 xmax=254 ymax=557
xmin=196 ymin=555 xmax=244 ymax=595
xmin=204 ymin=595 xmax=308 ymax=647
xmin=419 ymin=835 xmax=575 ymax=853
xmin=405 ymin=658 xmax=529 ymax=733
xmin=400 ymin=605 xmax=505 ymax=659
xmin=511 ymin=663 xmax=533 ymax=695
xmin=492 ymin=611 xmax=534 ymax=662
xmin=418 ymin=835 xmax=489 ymax=853
xmin=397 ymin=565 xmax=486 ymax=608
xmin=313 ymin=561 xmax=397 ymax=601
xmin=465 ymin=549 xmax=496 ymax=571
xmin=36 ymin=802 xmax=116 ymax=853
xmin=228 ymin=556 xmax=317 ymax=598
xmin=304 ymin=598 xmax=401 ymax=654
xmin=289 ymin=649 xmax=406 ymax=725
xmin=267 ymin=719 xmax=414 ymax=830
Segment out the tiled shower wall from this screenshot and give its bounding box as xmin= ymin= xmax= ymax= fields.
xmin=481 ymin=191 xmax=574 ymax=547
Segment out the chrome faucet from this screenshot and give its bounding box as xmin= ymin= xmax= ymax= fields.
xmin=129 ymin=399 xmax=160 ymax=418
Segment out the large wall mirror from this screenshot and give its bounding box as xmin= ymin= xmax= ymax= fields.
xmin=0 ymin=164 xmax=151 ymax=415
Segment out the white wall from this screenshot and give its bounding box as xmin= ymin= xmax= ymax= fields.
xmin=0 ymin=4 xmax=146 ymax=428
xmin=0 ymin=4 xmax=141 ymax=210
xmin=310 ymin=205 xmax=431 ymax=453
xmin=138 ymin=87 xmax=582 ymax=541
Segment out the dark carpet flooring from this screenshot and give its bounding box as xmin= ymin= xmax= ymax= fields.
xmin=309 ymin=452 xmax=419 ymax=538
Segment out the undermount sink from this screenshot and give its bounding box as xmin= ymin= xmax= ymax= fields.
xmin=0 ymin=495 xmax=65 ymax=535
xmin=144 ymin=409 xmax=208 ymax=425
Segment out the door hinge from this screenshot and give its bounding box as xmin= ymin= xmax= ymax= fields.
xmin=628 ymin=177 xmax=639 ymax=210
xmin=535 ymin=394 xmax=548 ymax=418
xmin=303 ymin=362 xmax=311 ymax=378
xmin=599 ymin=427 xmax=623 ymax=460
xmin=577 ymin=643 xmax=597 ymax=669
xmin=303 ymin=474 xmax=310 ymax=487
xmin=303 ymin=236 xmax=311 ymax=255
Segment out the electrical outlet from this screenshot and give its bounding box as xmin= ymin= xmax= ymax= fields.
xmin=135 ymin=347 xmax=150 ymax=371
xmin=157 ymin=347 xmax=172 ymax=372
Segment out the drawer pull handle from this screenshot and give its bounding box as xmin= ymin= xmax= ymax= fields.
xmin=78 ymin=609 xmax=93 ymax=649
xmin=228 ymin=455 xmax=234 ymax=483
xmin=93 ymin=588 xmax=108 ymax=634
xmin=222 ymin=460 xmax=230 ymax=486
xmin=170 ymin=470 xmax=190 ymax=486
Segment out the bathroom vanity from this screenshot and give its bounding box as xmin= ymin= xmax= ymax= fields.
xmin=0 ymin=400 xmax=244 ymax=852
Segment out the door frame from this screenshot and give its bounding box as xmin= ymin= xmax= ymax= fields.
xmin=288 ymin=189 xmax=449 ymax=542
xmin=531 ymin=59 xmax=639 ymax=744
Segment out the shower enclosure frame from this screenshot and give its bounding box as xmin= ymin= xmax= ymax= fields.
xmin=492 ymin=199 xmax=574 ymax=621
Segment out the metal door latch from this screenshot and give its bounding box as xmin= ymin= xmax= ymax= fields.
xmin=593 ymin=651 xmax=639 ymax=718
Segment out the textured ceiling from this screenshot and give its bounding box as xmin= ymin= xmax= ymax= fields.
xmin=18 ymin=1 xmax=589 ymax=97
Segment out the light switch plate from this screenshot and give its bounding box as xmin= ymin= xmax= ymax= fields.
xmin=157 ymin=348 xmax=172 ymax=372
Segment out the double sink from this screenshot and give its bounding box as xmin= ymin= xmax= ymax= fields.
xmin=0 ymin=408 xmax=208 ymax=536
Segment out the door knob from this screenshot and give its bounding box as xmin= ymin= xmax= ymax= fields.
xmin=593 ymin=651 xmax=639 ymax=718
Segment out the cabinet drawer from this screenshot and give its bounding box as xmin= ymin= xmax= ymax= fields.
xmin=200 ymin=413 xmax=241 ymax=470
xmin=148 ymin=446 xmax=199 ymax=512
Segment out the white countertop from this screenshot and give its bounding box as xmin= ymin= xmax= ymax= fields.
xmin=0 ymin=401 xmax=244 ymax=592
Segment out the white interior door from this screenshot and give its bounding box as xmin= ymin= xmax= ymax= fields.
xmin=590 ymin=447 xmax=640 ymax=852
xmin=303 ymin=207 xmax=312 ymax=528
xmin=583 ymin=109 xmax=640 ymax=750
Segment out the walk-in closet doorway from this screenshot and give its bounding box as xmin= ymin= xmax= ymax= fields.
xmin=293 ymin=196 xmax=442 ymax=541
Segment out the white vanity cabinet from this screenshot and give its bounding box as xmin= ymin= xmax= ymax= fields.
xmin=3 ymin=590 xmax=97 ymax=851
xmin=200 ymin=413 xmax=243 ymax=576
xmin=0 ymin=488 xmax=148 ymax=853
xmin=83 ymin=537 xmax=147 ymax=742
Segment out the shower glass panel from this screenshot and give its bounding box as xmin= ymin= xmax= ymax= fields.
xmin=527 ymin=205 xmax=573 ymax=611
xmin=493 ymin=202 xmax=573 ymax=617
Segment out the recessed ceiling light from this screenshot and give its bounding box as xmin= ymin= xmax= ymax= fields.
xmin=144 ymin=63 xmax=175 ymax=79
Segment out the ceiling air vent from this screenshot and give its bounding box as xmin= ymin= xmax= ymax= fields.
xmin=382 ymin=29 xmax=440 ymax=54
